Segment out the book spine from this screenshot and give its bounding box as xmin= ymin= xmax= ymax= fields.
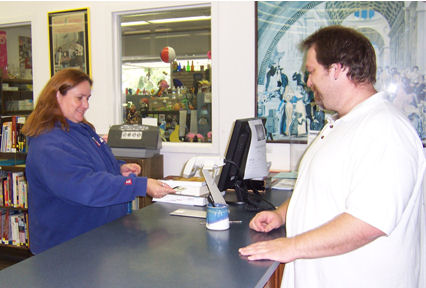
xmin=3 ymin=177 xmax=9 ymax=207
xmin=0 ymin=180 xmax=3 ymax=207
xmin=7 ymin=172 xmax=12 ymax=207
xmin=5 ymin=122 xmax=12 ymax=152
xmin=1 ymin=122 xmax=7 ymax=152
xmin=18 ymin=214 xmax=26 ymax=246
xmin=11 ymin=116 xmax=16 ymax=151
xmin=11 ymin=214 xmax=19 ymax=245
xmin=0 ymin=210 xmax=4 ymax=244
xmin=18 ymin=175 xmax=27 ymax=208
xmin=25 ymin=213 xmax=29 ymax=247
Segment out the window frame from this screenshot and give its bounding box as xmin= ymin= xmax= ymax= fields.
xmin=112 ymin=3 xmax=220 ymax=154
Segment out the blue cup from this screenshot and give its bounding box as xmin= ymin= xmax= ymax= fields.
xmin=206 ymin=203 xmax=229 ymax=230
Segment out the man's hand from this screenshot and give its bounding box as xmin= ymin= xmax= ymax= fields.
xmin=249 ymin=210 xmax=284 ymax=233
xmin=240 ymin=213 xmax=385 ymax=263
xmin=239 ymin=237 xmax=297 ymax=263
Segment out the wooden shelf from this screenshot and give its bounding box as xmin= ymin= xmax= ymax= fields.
xmin=1 ymin=111 xmax=32 ymax=116
xmin=0 ymin=244 xmax=32 ymax=260
xmin=0 ymin=152 xmax=27 ymax=160
xmin=1 ymin=79 xmax=32 ymax=85
xmin=172 ymin=70 xmax=207 ymax=88
xmin=0 ymin=166 xmax=25 ymax=172
xmin=0 ymin=206 xmax=27 ymax=211
xmin=0 ymin=153 xmax=27 ymax=172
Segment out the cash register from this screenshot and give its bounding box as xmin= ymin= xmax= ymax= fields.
xmin=107 ymin=124 xmax=161 ymax=158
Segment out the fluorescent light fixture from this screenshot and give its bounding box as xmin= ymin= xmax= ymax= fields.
xmin=155 ymin=33 xmax=191 ymax=39
xmin=121 ymin=20 xmax=149 ymax=27
xmin=149 ymin=15 xmax=210 ymax=24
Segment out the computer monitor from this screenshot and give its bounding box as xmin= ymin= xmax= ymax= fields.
xmin=217 ymin=118 xmax=274 ymax=211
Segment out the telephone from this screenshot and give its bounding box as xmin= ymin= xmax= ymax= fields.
xmin=182 ymin=156 xmax=225 ymax=178
xmin=182 ymin=156 xmax=226 ymax=205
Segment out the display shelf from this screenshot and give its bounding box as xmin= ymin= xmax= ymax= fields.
xmin=0 ymin=78 xmax=33 ymax=115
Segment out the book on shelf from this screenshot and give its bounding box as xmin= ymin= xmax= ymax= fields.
xmin=0 ymin=181 xmax=3 ymax=206
xmin=152 ymin=194 xmax=208 ymax=206
xmin=10 ymin=214 xmax=19 ymax=245
xmin=0 ymin=171 xmax=27 ymax=208
xmin=0 ymin=116 xmax=26 ymax=153
xmin=0 ymin=209 xmax=29 ymax=247
xmin=1 ymin=209 xmax=9 ymax=244
xmin=161 ymin=176 xmax=208 ymax=197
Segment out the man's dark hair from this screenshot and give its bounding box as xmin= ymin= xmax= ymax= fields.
xmin=301 ymin=25 xmax=376 ymax=84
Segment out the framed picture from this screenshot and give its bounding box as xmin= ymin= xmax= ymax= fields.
xmin=256 ymin=1 xmax=425 ymax=144
xmin=48 ymin=8 xmax=91 ymax=77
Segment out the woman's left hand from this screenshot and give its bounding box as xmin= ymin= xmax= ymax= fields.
xmin=120 ymin=163 xmax=141 ymax=177
xmin=146 ymin=179 xmax=175 ymax=198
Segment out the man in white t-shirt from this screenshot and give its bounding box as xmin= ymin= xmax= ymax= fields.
xmin=239 ymin=26 xmax=425 ymax=288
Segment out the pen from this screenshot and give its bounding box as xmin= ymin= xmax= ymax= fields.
xmin=200 ymin=220 xmax=243 ymax=225
xmin=91 ymin=136 xmax=101 ymax=147
xmin=207 ymin=194 xmax=215 ymax=207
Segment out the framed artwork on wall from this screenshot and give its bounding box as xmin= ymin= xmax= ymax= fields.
xmin=256 ymin=1 xmax=425 ymax=144
xmin=48 ymin=8 xmax=91 ymax=77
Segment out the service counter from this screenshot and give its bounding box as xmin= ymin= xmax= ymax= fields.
xmin=0 ymin=189 xmax=291 ymax=288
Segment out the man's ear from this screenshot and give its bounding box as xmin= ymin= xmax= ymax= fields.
xmin=330 ymin=63 xmax=348 ymax=80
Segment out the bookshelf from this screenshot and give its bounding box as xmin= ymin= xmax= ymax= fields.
xmin=0 ymin=116 xmax=30 ymax=255
xmin=0 ymin=79 xmax=33 ymax=116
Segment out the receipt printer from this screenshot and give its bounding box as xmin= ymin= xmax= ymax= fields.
xmin=108 ymin=124 xmax=161 ymax=158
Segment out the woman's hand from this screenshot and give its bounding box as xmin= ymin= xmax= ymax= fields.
xmin=146 ymin=178 xmax=176 ymax=198
xmin=120 ymin=163 xmax=141 ymax=177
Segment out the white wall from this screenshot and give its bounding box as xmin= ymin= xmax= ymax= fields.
xmin=0 ymin=1 xmax=304 ymax=176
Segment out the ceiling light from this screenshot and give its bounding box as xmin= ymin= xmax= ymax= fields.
xmin=149 ymin=15 xmax=210 ymax=24
xmin=121 ymin=20 xmax=149 ymax=27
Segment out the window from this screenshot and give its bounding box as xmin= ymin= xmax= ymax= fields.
xmin=118 ymin=5 xmax=211 ymax=143
xmin=0 ymin=23 xmax=33 ymax=115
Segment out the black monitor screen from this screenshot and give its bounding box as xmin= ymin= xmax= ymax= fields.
xmin=217 ymin=118 xmax=272 ymax=211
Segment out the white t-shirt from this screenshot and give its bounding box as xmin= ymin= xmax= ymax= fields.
xmin=282 ymin=92 xmax=425 ymax=288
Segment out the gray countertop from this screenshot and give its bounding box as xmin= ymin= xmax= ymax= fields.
xmin=0 ymin=189 xmax=291 ymax=288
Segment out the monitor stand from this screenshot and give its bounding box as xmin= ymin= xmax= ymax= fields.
xmin=226 ymin=179 xmax=275 ymax=212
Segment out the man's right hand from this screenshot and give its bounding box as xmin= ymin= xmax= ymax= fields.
xmin=249 ymin=210 xmax=284 ymax=233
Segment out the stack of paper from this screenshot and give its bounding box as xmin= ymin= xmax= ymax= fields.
xmin=152 ymin=177 xmax=209 ymax=206
xmin=271 ymin=179 xmax=296 ymax=191
xmin=270 ymin=171 xmax=298 ymax=191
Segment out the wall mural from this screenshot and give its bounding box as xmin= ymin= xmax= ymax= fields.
xmin=256 ymin=1 xmax=425 ymax=144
